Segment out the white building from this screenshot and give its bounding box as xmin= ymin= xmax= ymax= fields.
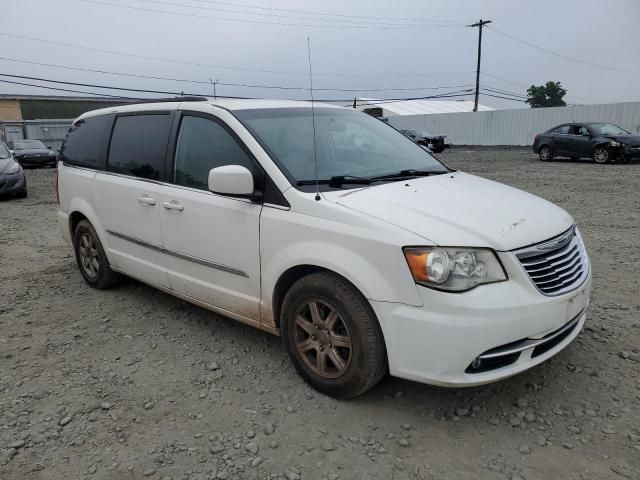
xmin=349 ymin=98 xmax=494 ymax=117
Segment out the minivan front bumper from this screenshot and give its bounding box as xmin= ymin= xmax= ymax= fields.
xmin=370 ymin=251 xmax=591 ymax=387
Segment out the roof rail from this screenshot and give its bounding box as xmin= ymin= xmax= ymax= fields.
xmin=132 ymin=96 xmax=209 ymax=104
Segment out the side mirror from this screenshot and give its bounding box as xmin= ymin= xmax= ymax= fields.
xmin=208 ymin=165 xmax=255 ymax=197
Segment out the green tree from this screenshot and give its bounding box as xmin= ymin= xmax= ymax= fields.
xmin=526 ymin=81 xmax=567 ymax=108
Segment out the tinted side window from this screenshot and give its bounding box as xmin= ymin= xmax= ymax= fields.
xmin=60 ymin=114 xmax=112 ymax=169
xmin=107 ymin=114 xmax=172 ymax=180
xmin=552 ymin=126 xmax=570 ymax=134
xmin=173 ymin=115 xmax=255 ymax=190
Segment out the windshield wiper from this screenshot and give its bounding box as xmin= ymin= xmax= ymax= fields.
xmin=297 ymin=175 xmax=372 ymax=188
xmin=369 ymin=169 xmax=447 ymax=181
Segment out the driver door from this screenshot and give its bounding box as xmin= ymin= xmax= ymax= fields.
xmin=159 ymin=111 xmax=263 ymax=322
xmin=568 ymin=125 xmax=593 ymax=158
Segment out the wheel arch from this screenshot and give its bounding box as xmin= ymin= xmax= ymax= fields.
xmin=592 ymin=142 xmax=612 ymax=153
xmin=270 ymin=264 xmax=389 ymax=333
xmin=67 ymin=198 xmax=109 ymax=251
xmin=271 ymin=264 xmax=332 ymax=330
xmin=537 ymin=143 xmax=552 ymax=153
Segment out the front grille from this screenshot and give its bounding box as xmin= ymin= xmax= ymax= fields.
xmin=514 ymin=226 xmax=589 ymax=296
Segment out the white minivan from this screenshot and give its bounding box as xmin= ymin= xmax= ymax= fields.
xmin=57 ymin=98 xmax=591 ymax=398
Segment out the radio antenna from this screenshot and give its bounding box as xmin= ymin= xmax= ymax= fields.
xmin=307 ymin=37 xmax=321 ymax=201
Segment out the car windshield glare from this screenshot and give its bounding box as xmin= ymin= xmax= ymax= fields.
xmin=0 ymin=143 xmax=10 ymax=159
xmin=235 ymin=107 xmax=448 ymax=188
xmin=14 ymin=140 xmax=47 ymax=149
xmin=590 ymin=123 xmax=629 ymax=136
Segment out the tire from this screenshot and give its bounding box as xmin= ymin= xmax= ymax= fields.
xmin=281 ymin=272 xmax=387 ymax=399
xmin=538 ymin=145 xmax=553 ymax=161
xmin=593 ymin=147 xmax=610 ymax=164
xmin=15 ymin=190 xmax=27 ymax=198
xmin=73 ymin=219 xmax=122 ymax=289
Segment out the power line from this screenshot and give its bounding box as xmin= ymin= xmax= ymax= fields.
xmin=132 ymin=0 xmax=467 ymax=27
xmin=481 ymin=86 xmax=527 ymax=99
xmin=82 ymin=0 xmax=464 ymax=29
xmin=0 ymin=32 xmax=473 ymax=80
xmin=186 ymin=0 xmax=470 ymax=24
xmin=0 ymin=56 xmax=476 ymax=93
xmin=0 ymin=72 xmax=477 ymax=103
xmin=0 ymin=78 xmax=142 ymax=99
xmin=0 ymin=72 xmax=207 ymax=97
xmin=0 ymin=57 xmax=304 ymax=90
xmin=479 ymin=91 xmax=525 ymax=103
xmin=488 ymin=27 xmax=640 ymax=76
xmin=482 ymin=71 xmax=617 ymax=104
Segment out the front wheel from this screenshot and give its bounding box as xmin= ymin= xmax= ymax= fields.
xmin=73 ymin=220 xmax=122 ymax=289
xmin=281 ymin=272 xmax=387 ymax=399
xmin=539 ymin=145 xmax=553 ymax=161
xmin=593 ymin=147 xmax=610 ymax=164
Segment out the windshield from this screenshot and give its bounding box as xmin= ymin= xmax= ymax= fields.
xmin=589 ymin=123 xmax=629 ymax=136
xmin=13 ymin=140 xmax=47 ymax=150
xmin=0 ymin=143 xmax=10 ymax=159
xmin=235 ymin=107 xmax=448 ymax=189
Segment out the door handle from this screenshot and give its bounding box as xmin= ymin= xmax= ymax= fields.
xmin=137 ymin=195 xmax=156 ymax=206
xmin=162 ymin=200 xmax=184 ymax=212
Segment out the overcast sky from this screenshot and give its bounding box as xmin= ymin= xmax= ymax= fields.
xmin=2 ymin=0 xmax=639 ymax=109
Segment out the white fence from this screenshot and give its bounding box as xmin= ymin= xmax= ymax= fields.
xmin=387 ymin=102 xmax=640 ymax=146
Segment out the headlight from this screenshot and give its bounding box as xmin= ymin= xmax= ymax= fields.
xmin=404 ymin=247 xmax=507 ymax=292
xmin=609 ymin=141 xmax=621 ymax=147
xmin=3 ymin=161 xmax=21 ymax=175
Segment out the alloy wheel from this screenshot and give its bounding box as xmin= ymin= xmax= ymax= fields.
xmin=78 ymin=232 xmax=100 ymax=278
xmin=293 ymin=300 xmax=352 ymax=379
xmin=540 ymin=147 xmax=551 ymax=160
xmin=594 ymin=148 xmax=609 ymax=163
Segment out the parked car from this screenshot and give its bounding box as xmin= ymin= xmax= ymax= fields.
xmin=399 ymin=129 xmax=449 ymax=153
xmin=0 ymin=140 xmax=27 ymax=198
xmin=533 ymin=122 xmax=640 ymax=164
xmin=8 ymin=139 xmax=57 ymax=168
xmin=57 ymin=99 xmax=591 ymax=398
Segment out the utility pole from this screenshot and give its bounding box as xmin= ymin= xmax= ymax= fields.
xmin=467 ymin=19 xmax=492 ymax=112
xmin=209 ymin=78 xmax=220 ymax=98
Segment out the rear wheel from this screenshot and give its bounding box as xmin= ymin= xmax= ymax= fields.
xmin=73 ymin=220 xmax=122 ymax=289
xmin=539 ymin=145 xmax=553 ymax=161
xmin=281 ymin=272 xmax=387 ymax=399
xmin=593 ymin=147 xmax=610 ymax=164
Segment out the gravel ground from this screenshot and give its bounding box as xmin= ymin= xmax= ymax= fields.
xmin=1 ymin=149 xmax=639 ymax=480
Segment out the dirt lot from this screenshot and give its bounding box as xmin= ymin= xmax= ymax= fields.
xmin=1 ymin=149 xmax=639 ymax=480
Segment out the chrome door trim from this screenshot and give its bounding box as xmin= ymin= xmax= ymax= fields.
xmin=107 ymin=230 xmax=249 ymax=278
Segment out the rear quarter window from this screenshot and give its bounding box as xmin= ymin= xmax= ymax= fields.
xmin=60 ymin=114 xmax=113 ymax=169
xmin=107 ymin=113 xmax=173 ymax=181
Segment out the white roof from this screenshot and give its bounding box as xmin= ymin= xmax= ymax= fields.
xmin=77 ymin=98 xmax=343 ymax=121
xmin=354 ymin=98 xmax=494 ymax=115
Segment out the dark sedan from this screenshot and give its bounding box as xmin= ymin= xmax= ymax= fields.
xmin=0 ymin=141 xmax=27 ymax=198
xmin=400 ymin=129 xmax=449 ymax=153
xmin=8 ymin=139 xmax=57 ymax=168
xmin=533 ymin=122 xmax=639 ymax=164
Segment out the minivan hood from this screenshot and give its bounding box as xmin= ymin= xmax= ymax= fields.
xmin=324 ymin=171 xmax=574 ymax=251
